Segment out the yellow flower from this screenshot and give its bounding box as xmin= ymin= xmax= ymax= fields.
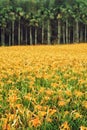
xmin=45 ymin=89 xmax=53 ymax=96
xmin=31 ymin=117 xmax=41 ymax=127
xmin=82 ymin=101 xmax=87 ymax=109
xmin=65 ymin=90 xmax=72 ymax=97
xmin=35 ymin=105 xmax=42 ymax=110
xmin=51 ymin=83 xmax=58 ymax=88
xmin=80 ymin=126 xmax=87 ymax=130
xmin=74 ymin=90 xmax=83 ymax=97
xmin=48 ymin=109 xmax=57 ymax=116
xmin=2 ymin=118 xmax=11 ymax=130
xmin=39 ymin=87 xmax=45 ymax=93
xmin=73 ymin=112 xmax=82 ymax=120
xmin=15 ymin=103 xmax=22 ymax=110
xmin=46 ymin=117 xmax=52 ymax=122
xmin=64 ymin=111 xmax=69 ymax=117
xmin=24 ymin=93 xmax=31 ymax=101
xmin=58 ymin=100 xmax=67 ymax=107
xmin=60 ymin=121 xmax=70 ymax=130
xmin=6 ymin=113 xmax=15 ymax=122
xmin=38 ymin=111 xmax=47 ymax=117
xmin=8 ymin=94 xmax=18 ymax=103
xmin=44 ymin=96 xmax=50 ymax=101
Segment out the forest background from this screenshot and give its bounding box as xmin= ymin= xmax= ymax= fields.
xmin=0 ymin=0 xmax=87 ymax=46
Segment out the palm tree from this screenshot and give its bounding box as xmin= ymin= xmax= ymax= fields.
xmin=45 ymin=8 xmax=54 ymax=44
xmin=71 ymin=2 xmax=81 ymax=43
xmin=9 ymin=11 xmax=16 ymax=45
xmin=79 ymin=0 xmax=87 ymax=43
xmin=16 ymin=7 xmax=24 ymax=45
xmin=0 ymin=8 xmax=7 ymax=46
xmin=29 ymin=13 xmax=34 ymax=45
xmin=29 ymin=15 xmax=40 ymax=45
xmin=62 ymin=23 xmax=66 ymax=44
xmin=60 ymin=5 xmax=71 ymax=43
xmin=38 ymin=8 xmax=46 ymax=44
xmin=57 ymin=13 xmax=61 ymax=44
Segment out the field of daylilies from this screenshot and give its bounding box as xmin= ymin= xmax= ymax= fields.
xmin=0 ymin=44 xmax=87 ymax=130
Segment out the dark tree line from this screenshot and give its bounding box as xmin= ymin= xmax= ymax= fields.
xmin=0 ymin=0 xmax=87 ymax=46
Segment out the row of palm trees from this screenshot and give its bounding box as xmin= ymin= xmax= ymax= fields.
xmin=0 ymin=0 xmax=87 ymax=46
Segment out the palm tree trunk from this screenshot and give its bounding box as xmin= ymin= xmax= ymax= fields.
xmin=47 ymin=19 xmax=51 ymax=45
xmin=69 ymin=27 xmax=70 ymax=43
xmin=30 ymin=26 xmax=32 ymax=45
xmin=9 ymin=32 xmax=11 ymax=46
xmin=25 ymin=27 xmax=28 ymax=45
xmin=18 ymin=18 xmax=21 ymax=45
xmin=1 ymin=27 xmax=5 ymax=46
xmin=21 ymin=27 xmax=23 ymax=44
xmin=62 ymin=23 xmax=65 ymax=44
xmin=85 ymin=24 xmax=87 ymax=42
xmin=12 ymin=20 xmax=14 ymax=45
xmin=73 ymin=22 xmax=75 ymax=43
xmin=80 ymin=26 xmax=83 ymax=42
xmin=42 ymin=21 xmax=44 ymax=44
xmin=66 ymin=19 xmax=68 ymax=43
xmin=35 ymin=27 xmax=37 ymax=45
xmin=58 ymin=19 xmax=61 ymax=44
xmin=75 ymin=20 xmax=79 ymax=43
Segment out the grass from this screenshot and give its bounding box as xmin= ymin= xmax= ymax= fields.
xmin=0 ymin=44 xmax=87 ymax=130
